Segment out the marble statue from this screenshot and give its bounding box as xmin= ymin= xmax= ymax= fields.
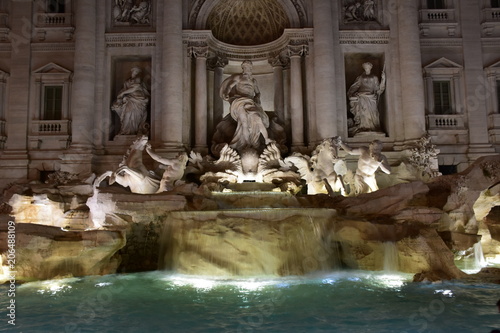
xmin=345 ymin=2 xmax=362 ymax=22
xmin=285 ymin=138 xmax=347 ymax=195
xmin=113 ymin=0 xmax=151 ymax=24
xmin=347 ymin=62 xmax=385 ymax=135
xmin=108 ymin=135 xmax=160 ymax=194
xmin=363 ymin=0 xmax=375 ymax=20
xmin=408 ymin=134 xmax=441 ymax=179
xmin=344 ymin=0 xmax=376 ymax=22
xmin=219 ymin=60 xmax=273 ymax=152
xmin=145 ymin=144 xmax=188 ymax=193
xmin=336 ymin=137 xmax=390 ymax=194
xmin=112 ymin=66 xmax=150 ymax=136
xmin=130 ymin=1 xmax=151 ymax=24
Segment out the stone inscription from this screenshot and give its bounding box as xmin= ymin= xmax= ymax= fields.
xmin=106 ymin=42 xmax=156 ymax=48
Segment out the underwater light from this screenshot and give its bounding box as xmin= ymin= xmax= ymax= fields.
xmin=376 ymin=274 xmax=408 ymax=289
xmin=37 ymin=281 xmax=72 ymax=295
xmin=170 ymin=276 xmax=217 ymax=290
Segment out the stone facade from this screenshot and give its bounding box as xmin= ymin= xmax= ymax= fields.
xmin=0 ymin=0 xmax=498 ymax=190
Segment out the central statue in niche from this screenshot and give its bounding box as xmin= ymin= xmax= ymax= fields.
xmin=211 ymin=60 xmax=287 ymax=177
xmin=219 ymin=60 xmax=274 ymax=151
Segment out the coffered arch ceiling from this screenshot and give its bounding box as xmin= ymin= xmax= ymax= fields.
xmin=189 ymin=0 xmax=307 ymax=46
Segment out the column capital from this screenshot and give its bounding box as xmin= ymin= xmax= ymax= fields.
xmin=287 ymin=42 xmax=308 ymax=58
xmin=188 ymin=42 xmax=209 ymax=58
xmin=207 ymin=55 xmax=228 ymax=70
xmin=268 ymin=51 xmax=289 ymax=68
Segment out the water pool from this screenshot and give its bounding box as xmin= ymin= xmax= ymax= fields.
xmin=1 ymin=270 xmax=499 ymax=332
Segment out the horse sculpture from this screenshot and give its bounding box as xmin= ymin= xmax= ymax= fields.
xmin=285 ymin=138 xmax=347 ymax=195
xmin=108 ymin=135 xmax=161 ymax=194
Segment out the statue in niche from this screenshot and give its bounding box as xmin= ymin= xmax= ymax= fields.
xmin=113 ymin=0 xmax=151 ymax=24
xmin=336 ymin=137 xmax=391 ymax=195
xmin=219 ymin=60 xmax=274 ymax=152
xmin=347 ymin=62 xmax=385 ymax=136
xmin=111 ymin=66 xmax=150 ymax=136
xmin=145 ymin=144 xmax=188 ymax=193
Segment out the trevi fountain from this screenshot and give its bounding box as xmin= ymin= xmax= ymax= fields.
xmin=1 ymin=60 xmax=500 ymax=332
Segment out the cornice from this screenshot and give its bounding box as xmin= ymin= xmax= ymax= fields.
xmin=420 ymin=37 xmax=463 ymax=47
xmin=183 ymin=28 xmax=313 ymax=61
xmin=31 ymin=42 xmax=75 ymax=52
xmin=339 ymin=30 xmax=390 ymax=44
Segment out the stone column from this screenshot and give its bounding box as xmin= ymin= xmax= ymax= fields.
xmin=69 ymin=0 xmax=96 ymax=150
xmin=269 ymin=54 xmax=286 ymax=123
xmin=397 ymin=2 xmax=426 ymax=141
xmin=313 ymin=0 xmax=337 ymax=140
xmin=159 ymin=0 xmax=184 ymax=152
xmin=288 ymin=43 xmax=307 ymax=150
xmin=486 ymin=71 xmax=498 ymax=114
xmin=0 ymin=0 xmax=32 ymax=186
xmin=452 ymin=73 xmax=463 ymax=114
xmin=424 ymin=74 xmax=434 ymax=114
xmin=191 ymin=44 xmax=209 ymax=153
xmin=208 ymin=55 xmax=227 ymax=138
xmin=59 ymin=0 xmax=96 ymax=175
xmin=305 ymin=48 xmax=316 ymax=146
xmin=459 ymin=0 xmax=495 ymax=160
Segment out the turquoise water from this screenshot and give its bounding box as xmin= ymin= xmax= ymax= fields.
xmin=1 ymin=270 xmax=500 ymax=333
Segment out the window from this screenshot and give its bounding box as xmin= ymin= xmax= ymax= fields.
xmin=47 ymin=0 xmax=65 ymax=13
xmin=433 ymin=81 xmax=452 ymax=114
xmin=43 ymin=86 xmax=62 ymax=120
xmin=427 ymin=0 xmax=445 ymax=9
xmin=492 ymin=0 xmax=500 ymax=8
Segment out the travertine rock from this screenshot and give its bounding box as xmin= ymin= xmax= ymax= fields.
xmin=0 ymin=223 xmax=125 ymax=282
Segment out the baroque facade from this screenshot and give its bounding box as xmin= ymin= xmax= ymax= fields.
xmin=0 ymin=0 xmax=498 ymax=189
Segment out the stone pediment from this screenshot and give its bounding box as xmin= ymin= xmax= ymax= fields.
xmin=424 ymin=57 xmax=463 ymax=69
xmin=33 ymin=62 xmax=72 ymax=75
xmin=33 ymin=62 xmax=72 ymax=82
xmin=424 ymin=57 xmax=462 ymax=75
xmin=485 ymin=59 xmax=500 ymax=74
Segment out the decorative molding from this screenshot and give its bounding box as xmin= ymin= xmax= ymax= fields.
xmin=0 ymin=43 xmax=11 ymax=52
xmin=183 ymin=28 xmax=313 ymax=61
xmin=481 ymin=37 xmax=500 ymax=46
xmin=188 ymin=43 xmax=209 ymax=58
xmin=105 ymin=33 xmax=156 ymax=48
xmin=31 ymin=42 xmax=75 ymax=52
xmin=420 ymin=38 xmax=463 ymax=47
xmin=339 ymin=30 xmax=390 ymax=44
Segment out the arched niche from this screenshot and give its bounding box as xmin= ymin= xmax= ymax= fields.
xmin=188 ymin=0 xmax=307 ymax=32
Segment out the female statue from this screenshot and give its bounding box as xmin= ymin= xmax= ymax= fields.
xmin=112 ymin=66 xmax=150 ymax=136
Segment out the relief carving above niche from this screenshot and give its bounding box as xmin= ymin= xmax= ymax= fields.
xmin=112 ymin=0 xmax=152 ymax=27
xmin=342 ymin=0 xmax=378 ymax=24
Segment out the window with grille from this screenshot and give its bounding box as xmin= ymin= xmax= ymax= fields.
xmin=47 ymin=0 xmax=65 ymax=13
xmin=43 ymin=86 xmax=62 ymax=120
xmin=433 ymin=81 xmax=452 ymax=114
xmin=427 ymin=0 xmax=445 ymax=9
xmin=492 ymin=0 xmax=500 ymax=8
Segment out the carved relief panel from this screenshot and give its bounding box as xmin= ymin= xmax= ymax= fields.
xmin=111 ymin=0 xmax=153 ymax=28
